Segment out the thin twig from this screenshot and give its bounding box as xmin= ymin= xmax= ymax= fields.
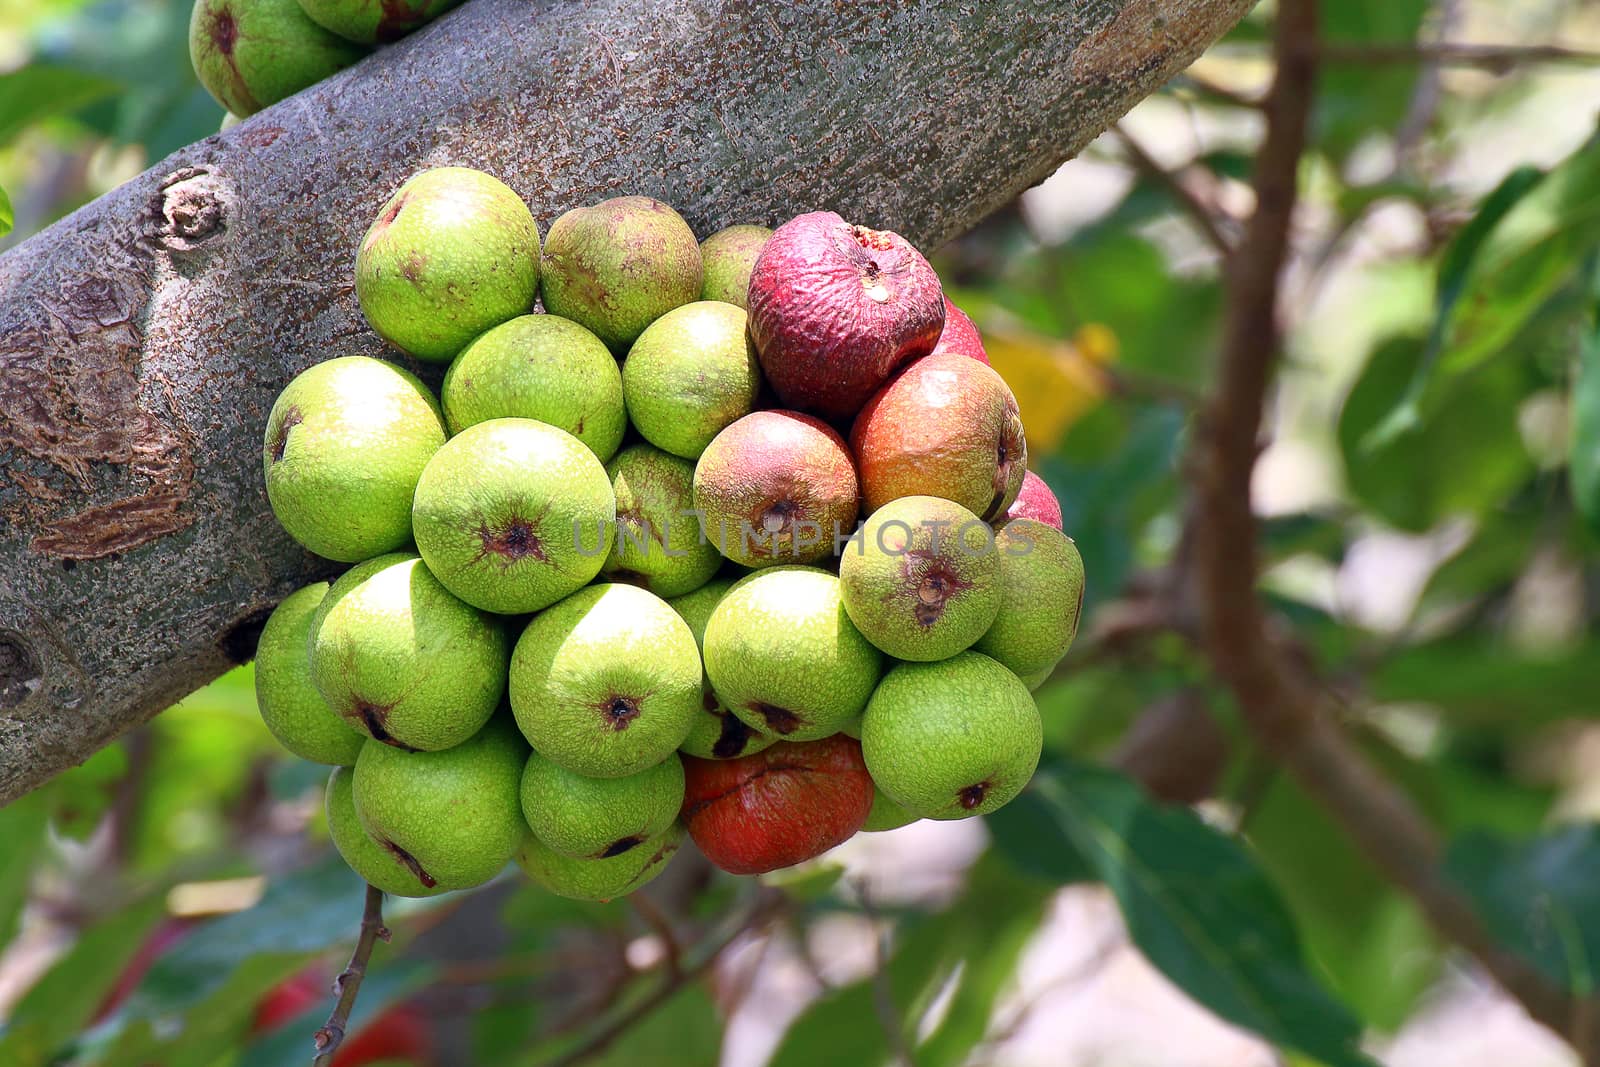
xmin=1187 ymin=0 xmax=1595 ymax=1056
xmin=1318 ymin=41 xmax=1600 ymax=70
xmin=859 ymin=885 xmax=918 ymax=1067
xmin=1112 ymin=124 xmax=1234 ymax=257
xmin=311 ymin=884 xmax=390 ymax=1066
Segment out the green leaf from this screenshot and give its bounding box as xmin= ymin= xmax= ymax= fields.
xmin=986 ymin=787 xmax=1096 ymax=885
xmin=1030 ymin=760 xmax=1377 ymax=1067
xmin=1445 ymin=824 xmax=1600 ymax=993
xmin=1570 ymin=261 xmax=1600 ymax=533
xmin=1314 ymin=0 xmax=1429 ymax=159
xmin=50 ymin=743 xmax=129 ymax=841
xmin=0 ymin=183 xmax=12 ymax=238
xmin=0 ymin=788 xmax=54 ymax=947
xmin=0 ymin=62 xmax=121 ymax=145
xmin=1371 ymin=636 xmax=1600 ymax=729
xmin=588 ymin=984 xmax=723 ymax=1067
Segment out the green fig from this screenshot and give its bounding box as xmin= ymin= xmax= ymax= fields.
xmin=509 ymin=584 xmax=700 ymax=778
xmin=702 ymin=567 xmax=882 ymax=742
xmin=309 ymin=553 xmax=508 ymax=751
xmin=521 ymin=751 xmax=684 ymax=859
xmin=189 ymin=0 xmax=366 ymax=117
xmin=839 ymin=495 xmax=1001 ymax=661
xmin=622 ymin=301 xmax=761 ymax=460
xmin=295 ymin=0 xmax=459 ymax=43
xmin=255 ymin=582 xmax=364 ymax=765
xmin=263 ymin=355 xmax=445 ymax=563
xmin=517 ymin=823 xmax=682 ymax=902
xmin=698 ymin=225 xmax=771 ymax=309
xmin=352 ymin=722 xmax=528 ymax=891
xmin=667 ymin=579 xmax=774 ymax=760
xmin=325 ymin=766 xmax=447 ymax=897
xmin=861 ymin=652 xmax=1041 ymax=820
xmin=601 ymin=444 xmax=721 ymax=598
xmin=539 ymin=196 xmax=702 ymax=353
xmin=441 ymin=314 xmax=625 ymax=461
xmin=412 ymin=418 xmax=615 ymax=615
xmin=974 ymin=520 xmax=1085 ymax=678
xmin=860 ymin=787 xmax=918 ymax=833
xmin=356 ymin=167 xmax=539 ymax=362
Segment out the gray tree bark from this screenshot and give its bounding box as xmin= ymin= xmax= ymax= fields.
xmin=0 ymin=0 xmax=1252 ymax=803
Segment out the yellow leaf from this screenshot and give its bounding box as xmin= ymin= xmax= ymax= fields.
xmin=982 ymin=322 xmax=1116 ymax=453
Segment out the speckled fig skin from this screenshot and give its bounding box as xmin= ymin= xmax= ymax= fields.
xmin=601 ymin=444 xmax=722 ymax=598
xmin=860 ymin=787 xmax=917 ymax=832
xmin=263 ymin=355 xmax=446 ymax=563
xmin=930 ymin=297 xmax=990 ymax=364
xmin=974 ymin=519 xmax=1085 ymax=679
xmin=255 ymin=582 xmax=365 ymax=765
xmin=838 ymin=495 xmax=1001 ymax=662
xmin=681 ymin=735 xmax=874 ymax=875
xmin=521 ymin=750 xmax=684 ymax=860
xmin=411 ymin=418 xmax=616 ymax=615
xmin=356 ymin=167 xmax=539 ymax=362
xmin=190 ymin=0 xmax=367 ymax=117
xmin=702 ymin=567 xmax=882 ymax=741
xmin=622 ymin=301 xmax=762 ymax=460
xmin=295 ymin=0 xmax=460 ymax=43
xmin=861 ymin=652 xmax=1041 ymax=821
xmin=326 ymin=767 xmax=447 ymax=897
xmin=517 ymin=823 xmax=682 ymax=901
xmin=851 ymin=353 xmax=1026 ymax=521
xmin=699 ymin=225 xmax=772 ymax=309
xmin=692 ymin=411 xmax=859 ymax=568
xmin=442 ymin=314 xmax=625 ymax=461
xmin=747 ymin=211 xmax=944 ymax=422
xmin=667 ymin=579 xmax=777 ymax=760
xmin=1005 ymin=470 xmax=1064 ymax=530
xmin=539 ymin=196 xmax=702 ymax=354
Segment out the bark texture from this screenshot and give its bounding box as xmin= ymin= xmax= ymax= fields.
xmin=0 ymin=0 xmax=1251 ymax=803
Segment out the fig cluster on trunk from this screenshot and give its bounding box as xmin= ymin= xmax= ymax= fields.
xmin=257 ymin=168 xmax=1083 ymax=902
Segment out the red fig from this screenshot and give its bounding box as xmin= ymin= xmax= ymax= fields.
xmin=851 ymin=353 xmax=1027 ymax=521
xmin=747 ymin=211 xmax=944 ymax=421
xmin=930 ymin=297 xmax=990 ymax=364
xmin=680 ymin=735 xmax=874 ymax=875
xmin=1005 ymin=470 xmax=1063 ymax=530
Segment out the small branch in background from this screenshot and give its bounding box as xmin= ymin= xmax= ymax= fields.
xmin=628 ymin=893 xmax=683 ymax=982
xmin=311 ymin=885 xmax=389 ymax=1067
xmin=1112 ymin=124 xmax=1235 ymax=257
xmin=1318 ymin=41 xmax=1600 ymax=72
xmin=1178 ymin=72 xmax=1265 ymax=111
xmin=858 ymin=884 xmax=918 ymax=1067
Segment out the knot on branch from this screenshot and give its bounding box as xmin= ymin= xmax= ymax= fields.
xmin=154 ymin=167 xmax=228 ymax=250
xmin=0 ymin=631 xmax=43 ymax=711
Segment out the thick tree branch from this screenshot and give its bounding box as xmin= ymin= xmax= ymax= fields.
xmin=1188 ymin=0 xmax=1592 ymax=1054
xmin=0 ymin=0 xmax=1252 ymax=804
xmin=312 ymin=884 xmax=389 ymax=1067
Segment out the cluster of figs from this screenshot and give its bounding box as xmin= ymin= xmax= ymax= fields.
xmin=255 ymin=165 xmax=1084 ymax=901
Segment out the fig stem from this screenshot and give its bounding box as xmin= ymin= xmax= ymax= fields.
xmin=311 ymin=883 xmax=390 ymax=1067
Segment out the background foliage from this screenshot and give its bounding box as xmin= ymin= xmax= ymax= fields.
xmin=5 ymin=1 xmax=1600 ymax=1065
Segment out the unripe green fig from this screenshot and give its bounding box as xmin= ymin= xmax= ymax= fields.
xmin=509 ymin=584 xmax=701 ymax=778
xmin=698 ymin=225 xmax=771 ymax=309
xmin=441 ymin=314 xmax=625 ymax=462
xmin=703 ymin=567 xmax=882 ymax=742
xmin=325 ymin=766 xmax=447 ymax=897
xmin=262 ymin=355 xmax=445 ymax=563
xmin=860 ymin=786 xmax=918 ymax=833
xmin=255 ymin=582 xmax=364 ymax=765
xmin=295 ymin=0 xmax=460 ymax=44
xmin=861 ymin=652 xmax=1041 ymax=821
xmin=352 ymin=722 xmax=528 ymax=892
xmin=356 ymin=167 xmax=539 ymax=362
xmin=622 ymin=301 xmax=761 ymax=460
xmin=601 ymin=444 xmax=721 ymax=598
xmin=521 ymin=751 xmax=684 ymax=860
xmin=974 ymin=519 xmax=1085 ymax=679
xmin=517 ymin=823 xmax=682 ymax=902
xmin=189 ymin=0 xmax=366 ymax=117
xmin=309 ymin=553 xmax=509 ymax=751
xmin=667 ymin=578 xmax=775 ymax=760
xmin=539 ymin=196 xmax=702 ymax=354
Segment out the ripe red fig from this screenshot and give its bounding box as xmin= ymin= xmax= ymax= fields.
xmin=851 ymin=353 xmax=1027 ymax=521
xmin=692 ymin=410 xmax=859 ymax=567
xmin=930 ymin=297 xmax=989 ymax=364
xmin=1005 ymin=470 xmax=1063 ymax=530
xmin=747 ymin=211 xmax=944 ymax=421
xmin=680 ymin=735 xmax=874 ymax=875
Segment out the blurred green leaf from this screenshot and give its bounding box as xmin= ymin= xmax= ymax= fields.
xmin=1315 ymin=0 xmax=1428 ymax=158
xmin=1031 ymin=760 xmax=1376 ymax=1067
xmin=1446 ymin=824 xmax=1600 ymax=993
xmin=589 ymin=985 xmax=722 ymax=1067
xmin=1570 ymin=263 xmax=1600 ymax=533
xmin=1372 ymin=636 xmax=1600 ymax=728
xmin=0 ymin=62 xmax=120 ymax=145
xmin=0 ymin=183 xmax=12 ymax=237
xmin=987 ymin=786 xmax=1096 ymax=886
xmin=1338 ymin=335 xmax=1533 ymax=532
xmin=51 ymin=743 xmax=129 ymax=841
xmin=0 ymin=787 xmax=54 ymax=947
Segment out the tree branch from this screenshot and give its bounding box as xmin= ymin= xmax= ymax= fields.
xmin=0 ymin=0 xmax=1254 ymax=805
xmin=1187 ymin=0 xmax=1594 ymax=1055
xmin=312 ymin=884 xmax=389 ymax=1067
xmin=1111 ymin=124 xmax=1234 ymax=256
xmin=1318 ymin=41 xmax=1600 ymax=69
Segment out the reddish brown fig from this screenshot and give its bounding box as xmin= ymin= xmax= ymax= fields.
xmin=851 ymin=353 xmax=1026 ymax=521
xmin=692 ymin=410 xmax=860 ymax=567
xmin=747 ymin=211 xmax=944 ymax=421
xmin=1005 ymin=470 xmax=1064 ymax=530
xmin=680 ymin=735 xmax=874 ymax=875
xmin=930 ymin=297 xmax=990 ymax=365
